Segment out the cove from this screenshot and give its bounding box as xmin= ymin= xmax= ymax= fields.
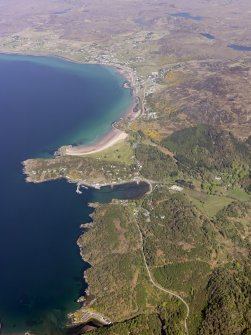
xmin=0 ymin=54 xmax=135 ymax=334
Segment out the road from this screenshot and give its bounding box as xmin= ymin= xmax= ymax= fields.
xmin=135 ymin=220 xmax=190 ymax=335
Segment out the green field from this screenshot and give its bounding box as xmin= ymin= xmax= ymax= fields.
xmin=85 ymin=140 xmax=134 ymax=165
xmin=227 ymin=188 xmax=251 ymax=202
xmin=186 ymin=189 xmax=234 ymax=217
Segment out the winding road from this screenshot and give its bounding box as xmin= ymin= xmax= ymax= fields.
xmin=135 ymin=220 xmax=190 ymax=335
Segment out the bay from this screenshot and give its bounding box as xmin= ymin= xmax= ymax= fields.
xmin=0 ymin=54 xmax=135 ymax=334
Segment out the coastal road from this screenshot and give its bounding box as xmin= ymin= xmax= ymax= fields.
xmin=135 ymin=220 xmax=190 ymax=335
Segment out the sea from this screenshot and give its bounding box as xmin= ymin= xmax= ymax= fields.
xmin=0 ymin=54 xmax=146 ymax=334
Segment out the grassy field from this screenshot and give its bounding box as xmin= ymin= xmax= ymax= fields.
xmin=227 ymin=188 xmax=251 ymax=202
xmin=85 ymin=140 xmax=134 ymax=165
xmin=186 ymin=189 xmax=234 ymax=217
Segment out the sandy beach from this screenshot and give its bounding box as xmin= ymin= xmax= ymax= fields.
xmin=65 ymin=128 xmax=128 ymax=155
xmin=64 ymin=63 xmax=140 ymax=157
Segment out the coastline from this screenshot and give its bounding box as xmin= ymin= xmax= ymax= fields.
xmin=3 ymin=50 xmax=142 ymax=332
xmin=62 ymin=62 xmax=140 ymax=157
xmin=63 ymin=129 xmax=128 ymax=155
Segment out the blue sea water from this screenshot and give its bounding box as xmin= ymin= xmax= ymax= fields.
xmin=0 ymin=54 xmax=141 ymax=334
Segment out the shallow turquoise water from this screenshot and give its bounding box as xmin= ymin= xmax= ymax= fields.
xmin=0 ymin=54 xmax=134 ymax=334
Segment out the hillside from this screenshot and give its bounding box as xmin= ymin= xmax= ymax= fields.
xmin=162 ymin=125 xmax=250 ymax=174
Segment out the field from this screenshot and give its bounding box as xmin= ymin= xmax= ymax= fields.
xmin=227 ymin=188 xmax=251 ymax=202
xmin=186 ymin=190 xmax=234 ymax=217
xmin=85 ymin=140 xmax=134 ymax=165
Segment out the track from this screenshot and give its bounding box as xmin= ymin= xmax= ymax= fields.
xmin=135 ymin=221 xmax=190 ymax=335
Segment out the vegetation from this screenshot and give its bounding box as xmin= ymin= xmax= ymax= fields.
xmin=86 ymin=141 xmax=134 ymax=165
xmin=153 ymin=261 xmax=211 ymax=296
xmin=77 ymin=184 xmax=251 ymax=335
xmin=23 ymin=155 xmax=138 ymax=185
xmin=139 ymin=188 xmax=216 ymax=265
xmin=199 ymin=264 xmax=251 ymax=335
xmin=24 ymin=124 xmax=251 ymax=335
xmin=162 ymin=125 xmax=250 ymax=180
xmin=213 ymin=200 xmax=251 ymax=249
xmin=90 ymin=299 xmax=185 ymax=335
xmin=229 ymin=186 xmax=251 ymax=200
xmin=75 ymin=202 xmax=166 ymax=322
xmin=90 ymin=313 xmax=163 ymax=335
xmin=135 ymin=144 xmax=178 ymax=181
